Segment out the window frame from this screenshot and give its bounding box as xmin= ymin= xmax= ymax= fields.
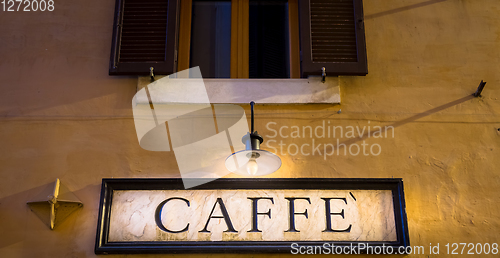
xmin=178 ymin=0 xmax=300 ymax=78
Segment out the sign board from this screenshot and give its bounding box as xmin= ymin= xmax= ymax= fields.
xmin=95 ymin=178 xmax=409 ymax=254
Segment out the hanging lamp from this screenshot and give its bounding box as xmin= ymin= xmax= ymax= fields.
xmin=225 ymin=101 xmax=282 ymax=176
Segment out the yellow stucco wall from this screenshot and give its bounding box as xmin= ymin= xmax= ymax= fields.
xmin=0 ymin=0 xmax=499 ymax=257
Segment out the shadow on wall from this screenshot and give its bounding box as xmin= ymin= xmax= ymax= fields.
xmin=365 ymin=0 xmax=448 ymax=20
xmin=330 ymin=94 xmax=475 ymax=153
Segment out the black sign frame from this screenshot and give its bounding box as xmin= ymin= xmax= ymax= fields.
xmin=95 ymin=178 xmax=409 ymax=254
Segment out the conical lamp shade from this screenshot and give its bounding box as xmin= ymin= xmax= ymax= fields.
xmin=225 ymin=149 xmax=281 ymax=176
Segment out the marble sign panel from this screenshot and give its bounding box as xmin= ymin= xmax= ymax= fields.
xmin=95 ymin=178 xmax=409 ymax=254
xmin=108 ymin=189 xmax=396 ymax=242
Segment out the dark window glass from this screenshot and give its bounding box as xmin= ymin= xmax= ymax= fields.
xmin=190 ymin=0 xmax=232 ymax=78
xmin=249 ymin=0 xmax=290 ymax=78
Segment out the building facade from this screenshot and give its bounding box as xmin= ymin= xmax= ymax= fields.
xmin=0 ymin=0 xmax=499 ymax=257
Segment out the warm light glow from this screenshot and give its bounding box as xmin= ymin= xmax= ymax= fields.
xmin=225 ymin=150 xmax=281 ymax=176
xmin=246 ymin=159 xmax=258 ymax=175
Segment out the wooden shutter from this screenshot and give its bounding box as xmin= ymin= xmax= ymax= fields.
xmin=299 ymin=0 xmax=367 ymax=76
xmin=109 ymin=0 xmax=179 ymax=75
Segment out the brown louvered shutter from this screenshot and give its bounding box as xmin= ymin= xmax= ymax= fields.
xmin=109 ymin=0 xmax=178 ymax=75
xmin=299 ymin=0 xmax=367 ymax=76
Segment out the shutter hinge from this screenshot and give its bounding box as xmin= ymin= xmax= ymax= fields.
xmin=321 ymin=67 xmax=326 ymax=83
xmin=358 ymin=19 xmax=364 ymax=30
xmin=150 ymin=67 xmax=155 ymax=82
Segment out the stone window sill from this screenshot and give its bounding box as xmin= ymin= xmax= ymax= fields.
xmin=136 ymin=76 xmax=340 ymax=104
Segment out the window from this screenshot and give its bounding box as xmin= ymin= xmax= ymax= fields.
xmin=189 ymin=0 xmax=232 ymax=78
xmin=109 ymin=0 xmax=367 ymax=77
xmin=187 ymin=0 xmax=291 ymax=78
xmin=249 ymin=0 xmax=291 ymax=78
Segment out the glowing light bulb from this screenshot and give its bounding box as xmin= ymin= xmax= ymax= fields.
xmin=246 ymin=159 xmax=258 ymax=175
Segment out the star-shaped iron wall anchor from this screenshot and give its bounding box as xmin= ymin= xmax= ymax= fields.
xmin=27 ymin=178 xmax=83 ymax=230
